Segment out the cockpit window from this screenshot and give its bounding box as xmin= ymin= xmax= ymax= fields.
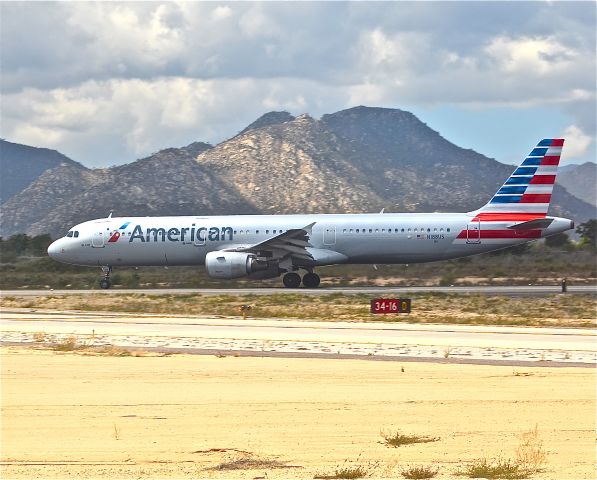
xmin=66 ymin=231 xmax=73 ymax=237
xmin=74 ymin=231 xmax=79 ymax=238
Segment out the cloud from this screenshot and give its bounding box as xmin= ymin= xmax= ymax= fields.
xmin=561 ymin=125 xmax=592 ymax=160
xmin=0 ymin=2 xmax=594 ymax=166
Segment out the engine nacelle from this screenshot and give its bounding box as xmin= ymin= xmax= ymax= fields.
xmin=205 ymin=251 xmax=279 ymax=279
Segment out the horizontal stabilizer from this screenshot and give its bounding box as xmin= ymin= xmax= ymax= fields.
xmin=507 ymin=218 xmax=554 ymax=230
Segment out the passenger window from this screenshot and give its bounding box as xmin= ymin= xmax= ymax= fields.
xmin=356 ymin=229 xmax=359 ymax=233
xmin=381 ymin=229 xmax=385 ymax=233
xmin=266 ymin=230 xmax=269 ymax=234
xmin=401 ymin=228 xmax=405 ymax=232
xmin=256 ymin=230 xmax=260 ymax=234
xmin=414 ymin=228 xmax=417 ymax=232
xmin=343 ymin=229 xmax=347 ymax=233
xmin=350 ymin=229 xmax=353 ymax=233
xmin=447 ymin=228 xmax=451 ymax=232
xmin=440 ymin=228 xmax=444 ymax=232
xmin=369 ymin=229 xmax=372 ymax=233
xmin=408 ymin=228 xmax=411 ymax=232
xmin=427 ymin=228 xmax=431 ymax=232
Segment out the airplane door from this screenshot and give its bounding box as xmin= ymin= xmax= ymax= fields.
xmin=92 ymin=231 xmax=105 ymax=248
xmin=466 ymin=221 xmax=481 ymax=244
xmin=323 ymin=226 xmax=336 ymax=246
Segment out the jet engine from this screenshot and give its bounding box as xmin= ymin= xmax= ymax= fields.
xmin=205 ymin=251 xmax=280 ymax=279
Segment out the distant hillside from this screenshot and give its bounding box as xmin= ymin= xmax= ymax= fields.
xmin=1 ymin=142 xmax=259 ymax=237
xmin=0 ymin=139 xmax=81 ymax=203
xmin=557 ymin=162 xmax=597 ymax=207
xmin=1 ymin=107 xmax=594 ymax=238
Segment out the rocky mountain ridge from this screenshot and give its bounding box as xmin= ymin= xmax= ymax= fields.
xmin=1 ymin=106 xmax=594 ymax=238
xmin=557 ymin=162 xmax=596 ymax=207
xmin=0 ymin=139 xmax=82 ymax=203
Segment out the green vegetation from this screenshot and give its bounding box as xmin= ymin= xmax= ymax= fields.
xmin=380 ymin=430 xmax=439 ymax=447
xmin=0 ymin=229 xmax=596 ymax=290
xmin=576 ymin=219 xmax=596 ymax=250
xmin=0 ymin=233 xmax=52 ymax=262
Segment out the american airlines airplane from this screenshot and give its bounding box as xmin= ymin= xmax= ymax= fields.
xmin=48 ymin=139 xmax=573 ymax=289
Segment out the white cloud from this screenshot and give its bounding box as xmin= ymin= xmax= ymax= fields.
xmin=561 ymin=125 xmax=592 ymax=159
xmin=485 ymin=36 xmax=576 ymax=74
xmin=211 ymin=5 xmax=233 ymax=21
xmin=0 ymin=2 xmax=594 ymax=165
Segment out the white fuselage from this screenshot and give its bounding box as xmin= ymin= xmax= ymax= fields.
xmin=47 ymin=212 xmax=573 ymax=268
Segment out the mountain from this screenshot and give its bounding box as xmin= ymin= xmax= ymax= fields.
xmin=557 ymin=162 xmax=597 ymax=207
xmin=0 ymin=139 xmax=82 ymax=203
xmin=237 ymin=111 xmax=296 ymax=136
xmin=1 ymin=142 xmax=259 ymax=237
xmin=1 ymin=107 xmax=594 ymax=238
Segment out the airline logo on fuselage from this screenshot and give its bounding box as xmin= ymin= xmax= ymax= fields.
xmin=126 ymin=224 xmax=233 ymax=243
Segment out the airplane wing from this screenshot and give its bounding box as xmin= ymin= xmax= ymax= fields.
xmin=225 ymin=222 xmax=316 ymax=263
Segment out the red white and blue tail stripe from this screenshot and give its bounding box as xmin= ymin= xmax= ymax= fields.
xmin=474 ymin=139 xmax=564 ymax=221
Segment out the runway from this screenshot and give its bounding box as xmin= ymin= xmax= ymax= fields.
xmin=1 ymin=284 xmax=596 ymax=297
xmin=2 ymin=309 xmax=595 ymax=366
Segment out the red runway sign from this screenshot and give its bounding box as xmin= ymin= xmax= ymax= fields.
xmin=370 ymin=298 xmax=411 ymax=314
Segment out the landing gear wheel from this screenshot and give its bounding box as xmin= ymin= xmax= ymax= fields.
xmin=282 ymin=272 xmax=301 ymax=288
xmin=99 ymin=265 xmax=112 ymax=289
xmin=302 ymin=272 xmax=320 ymax=288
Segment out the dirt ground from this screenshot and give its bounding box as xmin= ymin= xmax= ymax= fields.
xmin=1 ymin=346 xmax=595 ymax=479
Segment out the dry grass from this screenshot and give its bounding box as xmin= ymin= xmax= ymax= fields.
xmin=52 ymin=335 xmax=79 ymax=351
xmin=112 ymin=423 xmax=121 ymax=441
xmin=515 ymin=425 xmax=547 ymax=472
xmin=32 ymin=331 xmax=46 ymax=342
xmin=401 ymin=465 xmax=439 ymax=479
xmin=458 ymin=458 xmax=529 ymax=479
xmin=207 ymin=453 xmax=298 ymax=471
xmin=458 ymin=426 xmax=547 ymax=479
xmin=2 ymin=292 xmax=595 ymax=328
xmin=380 ymin=429 xmax=439 ymax=447
xmin=315 ymin=455 xmax=379 ymax=479
xmin=50 ymin=336 xmax=135 ymax=356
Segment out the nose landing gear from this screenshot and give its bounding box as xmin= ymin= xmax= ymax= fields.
xmin=282 ymin=270 xmax=321 ymax=288
xmin=99 ymin=265 xmax=112 ymax=289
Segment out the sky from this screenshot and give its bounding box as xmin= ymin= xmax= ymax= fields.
xmin=1 ymin=1 xmax=595 ymax=168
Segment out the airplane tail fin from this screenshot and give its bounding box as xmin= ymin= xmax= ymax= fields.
xmin=473 ymin=139 xmax=564 ymax=221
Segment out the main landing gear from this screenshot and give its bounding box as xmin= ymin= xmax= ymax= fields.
xmin=99 ymin=265 xmax=112 ymax=289
xmin=282 ymin=271 xmax=321 ymax=288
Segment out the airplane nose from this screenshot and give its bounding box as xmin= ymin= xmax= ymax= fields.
xmin=47 ymin=240 xmax=60 ymax=258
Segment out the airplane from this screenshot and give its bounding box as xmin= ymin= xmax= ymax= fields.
xmin=48 ymin=139 xmax=573 ymax=289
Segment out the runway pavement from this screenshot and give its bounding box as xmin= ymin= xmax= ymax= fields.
xmin=1 ymin=309 xmax=595 ymax=366
xmin=1 ymin=284 xmax=596 ymax=297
